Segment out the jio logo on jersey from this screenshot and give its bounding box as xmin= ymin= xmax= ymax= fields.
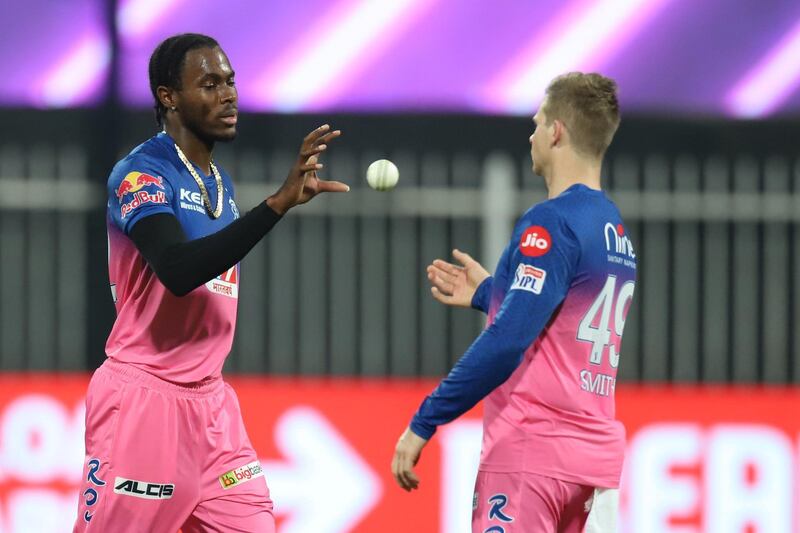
xmin=519 ymin=226 xmax=551 ymax=257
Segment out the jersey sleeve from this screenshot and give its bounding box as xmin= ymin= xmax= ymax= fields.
xmin=471 ymin=276 xmax=493 ymax=313
xmin=108 ymin=155 xmax=177 ymax=235
xmin=410 ymin=203 xmax=580 ymax=439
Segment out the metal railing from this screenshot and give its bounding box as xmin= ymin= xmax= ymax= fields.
xmin=1 ymin=143 xmax=799 ymax=383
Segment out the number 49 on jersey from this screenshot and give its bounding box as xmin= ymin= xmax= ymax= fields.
xmin=577 ymin=275 xmax=635 ymax=368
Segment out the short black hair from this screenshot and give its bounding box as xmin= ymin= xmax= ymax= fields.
xmin=148 ymin=33 xmax=220 ymax=127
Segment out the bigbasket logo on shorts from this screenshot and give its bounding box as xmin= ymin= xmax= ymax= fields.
xmin=219 ymin=460 xmax=264 ymax=490
xmin=113 ymin=477 xmax=175 ymax=500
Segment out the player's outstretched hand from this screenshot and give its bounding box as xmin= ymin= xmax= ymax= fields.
xmin=427 ymin=249 xmax=490 ymax=307
xmin=391 ymin=427 xmax=428 ymax=492
xmin=266 ymin=124 xmax=349 ymax=215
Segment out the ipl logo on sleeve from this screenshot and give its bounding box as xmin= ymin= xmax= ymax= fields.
xmin=510 ymin=263 xmax=546 ymax=294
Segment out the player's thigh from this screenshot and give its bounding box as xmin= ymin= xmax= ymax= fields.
xmin=74 ymin=367 xmax=120 ymax=532
xmin=74 ymin=366 xmax=197 ymax=532
xmin=472 ymin=471 xmax=559 ymax=532
xmin=183 ymin=478 xmax=275 ymax=533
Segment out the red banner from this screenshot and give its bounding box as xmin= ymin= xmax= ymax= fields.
xmin=0 ymin=376 xmax=797 ymax=532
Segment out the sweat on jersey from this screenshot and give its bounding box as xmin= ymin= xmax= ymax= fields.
xmin=106 ymin=132 xmax=242 ymax=383
xmin=410 ymin=184 xmax=637 ymax=488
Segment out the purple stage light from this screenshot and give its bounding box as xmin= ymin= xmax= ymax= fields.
xmin=727 ymin=17 xmax=800 ymax=118
xmin=487 ymin=0 xmax=672 ymax=114
xmin=0 ymin=0 xmax=108 ymax=108
xmin=39 ymin=34 xmax=111 ymax=108
xmin=254 ymin=0 xmax=437 ymax=112
xmin=4 ymin=0 xmax=800 ymax=116
xmin=117 ymin=0 xmax=188 ymax=39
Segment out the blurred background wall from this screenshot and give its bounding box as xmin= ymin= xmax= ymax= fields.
xmin=1 ymin=0 xmax=799 ymax=531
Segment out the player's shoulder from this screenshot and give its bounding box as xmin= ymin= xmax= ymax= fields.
xmin=517 ymin=185 xmax=608 ymax=248
xmin=520 ymin=194 xmax=569 ymax=229
xmin=108 ymin=133 xmax=176 ymax=188
xmin=532 ymin=185 xmax=617 ymax=226
xmin=552 ymin=183 xmax=608 ymax=210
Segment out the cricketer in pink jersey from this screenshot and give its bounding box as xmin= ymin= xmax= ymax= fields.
xmin=392 ymin=73 xmax=635 ymax=532
xmin=74 ymin=34 xmax=348 ymax=533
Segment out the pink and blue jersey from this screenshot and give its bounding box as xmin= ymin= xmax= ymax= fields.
xmin=105 ymin=132 xmax=241 ymax=383
xmin=411 ymin=184 xmax=636 ymax=488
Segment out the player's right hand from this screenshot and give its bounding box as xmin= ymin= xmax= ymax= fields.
xmin=391 ymin=427 xmax=428 ymax=492
xmin=427 ymin=249 xmax=490 ymax=307
xmin=267 ymin=124 xmax=349 ymax=214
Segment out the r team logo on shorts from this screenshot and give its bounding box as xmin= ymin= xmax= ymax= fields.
xmin=510 ymin=263 xmax=546 ymax=294
xmin=113 ymin=477 xmax=175 ymax=499
xmin=219 ymin=460 xmax=264 ymax=490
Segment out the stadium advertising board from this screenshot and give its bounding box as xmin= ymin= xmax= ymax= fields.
xmin=0 ymin=376 xmax=796 ymax=532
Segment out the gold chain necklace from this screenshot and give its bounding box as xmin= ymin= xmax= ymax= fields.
xmin=174 ymin=143 xmax=224 ymax=219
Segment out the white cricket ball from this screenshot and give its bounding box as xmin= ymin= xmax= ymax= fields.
xmin=366 ymin=159 xmax=399 ymax=191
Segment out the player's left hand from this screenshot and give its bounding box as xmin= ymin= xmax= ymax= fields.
xmin=267 ymin=124 xmax=349 ymax=214
xmin=391 ymin=427 xmax=428 ymax=491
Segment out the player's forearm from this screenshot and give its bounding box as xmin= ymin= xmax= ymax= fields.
xmin=410 ymin=326 xmax=528 ymax=439
xmin=130 ymin=203 xmax=281 ymax=296
xmin=470 ymin=276 xmax=493 ymax=313
xmin=410 ymin=284 xmax=569 ymax=439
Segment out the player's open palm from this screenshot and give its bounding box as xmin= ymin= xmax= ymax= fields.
xmin=427 ymin=249 xmax=490 ymax=307
xmin=269 ymin=124 xmax=349 ymax=213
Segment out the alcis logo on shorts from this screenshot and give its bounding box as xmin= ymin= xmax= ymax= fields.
xmin=113 ymin=477 xmax=175 ymax=500
xmin=519 ymin=226 xmax=551 ymax=257
xmin=219 ymin=461 xmax=264 ymax=490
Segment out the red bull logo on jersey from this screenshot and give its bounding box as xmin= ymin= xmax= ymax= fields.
xmin=115 ymin=171 xmax=164 ymax=200
xmin=605 ymin=223 xmax=635 ymax=259
xmin=519 ymin=226 xmax=551 ymax=257
xmin=205 ymin=264 xmax=239 ymax=298
xmin=118 ymin=171 xmax=168 ymax=218
xmin=510 ymin=263 xmax=546 ymax=294
xmin=219 ymin=461 xmax=264 ymax=490
xmin=120 ymin=190 xmax=168 ymax=218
